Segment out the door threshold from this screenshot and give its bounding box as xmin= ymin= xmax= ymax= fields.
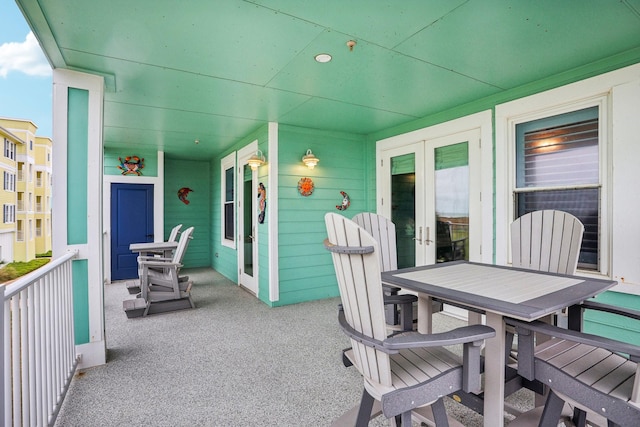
xmin=238 ymin=284 xmax=256 ymax=296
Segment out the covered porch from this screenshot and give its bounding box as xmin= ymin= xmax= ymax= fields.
xmin=53 ymin=267 xmax=534 ymax=426
xmin=5 ymin=1 xmax=640 ymax=425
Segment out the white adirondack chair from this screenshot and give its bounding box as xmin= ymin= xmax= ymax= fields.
xmin=506 ymin=210 xmax=587 ymax=424
xmin=126 ymin=223 xmax=184 ymax=294
xmin=511 ymin=210 xmax=583 ymax=275
xmin=352 ymin=212 xmax=418 ymax=330
xmin=325 ymin=213 xmax=495 ymax=426
xmin=507 ymin=301 xmax=640 ymax=427
xmin=138 ymin=226 xmax=195 ymax=314
xmin=167 ymin=223 xmax=183 ymax=242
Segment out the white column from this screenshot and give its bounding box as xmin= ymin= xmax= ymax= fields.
xmin=52 ymin=69 xmax=106 ymax=368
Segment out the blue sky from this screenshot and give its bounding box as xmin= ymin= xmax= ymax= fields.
xmin=0 ymin=0 xmax=53 ymax=137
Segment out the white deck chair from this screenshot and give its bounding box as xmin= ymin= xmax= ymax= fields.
xmin=167 ymin=223 xmax=183 ymax=242
xmin=352 ymin=212 xmax=418 ymax=330
xmin=505 ymin=210 xmax=585 ymax=422
xmin=126 ymin=223 xmax=184 ymax=294
xmin=325 ymin=213 xmax=495 ymax=426
xmin=138 ymin=226 xmax=195 ymax=313
xmin=511 ymin=210 xmax=583 ymax=276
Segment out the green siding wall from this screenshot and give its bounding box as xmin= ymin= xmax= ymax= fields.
xmin=72 ymin=259 xmax=89 ymax=345
xmin=275 ymin=125 xmax=367 ymax=306
xmin=164 ymin=158 xmax=211 ymax=268
xmin=584 ymin=291 xmax=640 ymax=346
xmin=103 ymin=147 xmax=159 ymax=176
xmin=67 ymin=88 xmax=88 ymax=245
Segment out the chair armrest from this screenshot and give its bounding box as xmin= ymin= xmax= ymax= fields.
xmin=383 ymin=325 xmax=495 ymax=350
xmin=338 ymin=308 xmax=389 ymax=352
xmin=338 ymin=306 xmax=494 ymax=350
xmin=137 ymin=256 xmax=172 ymax=263
xmin=506 ymin=318 xmax=640 ymax=361
xmin=581 ymin=300 xmax=640 ymax=321
xmin=139 ymin=260 xmax=182 ymax=268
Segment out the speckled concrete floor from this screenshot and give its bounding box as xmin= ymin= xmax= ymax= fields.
xmin=54 ymin=268 xmax=533 ymax=427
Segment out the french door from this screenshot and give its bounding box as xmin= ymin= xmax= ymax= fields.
xmin=378 ymin=129 xmax=481 ymax=268
xmin=237 ymin=143 xmax=259 ymax=295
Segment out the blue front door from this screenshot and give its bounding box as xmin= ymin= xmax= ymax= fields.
xmin=111 ymin=183 xmax=154 ymax=280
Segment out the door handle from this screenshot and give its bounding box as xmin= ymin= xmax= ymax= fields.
xmin=424 ymin=226 xmax=433 ymax=245
xmin=412 ymin=226 xmax=423 ymax=245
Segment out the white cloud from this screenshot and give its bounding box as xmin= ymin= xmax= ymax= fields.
xmin=0 ymin=32 xmax=51 ymax=78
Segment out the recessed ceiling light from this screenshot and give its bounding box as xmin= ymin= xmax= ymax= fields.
xmin=314 ymin=53 xmax=332 ymax=63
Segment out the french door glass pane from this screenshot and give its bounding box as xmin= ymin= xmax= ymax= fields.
xmin=243 ymin=165 xmax=253 ymax=276
xmin=391 ymin=153 xmax=415 ymax=269
xmin=435 ymin=142 xmax=469 ymax=263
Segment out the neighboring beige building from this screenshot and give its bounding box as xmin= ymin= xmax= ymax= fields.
xmin=35 ymin=135 xmax=53 ymax=255
xmin=0 ymin=118 xmax=52 ymax=262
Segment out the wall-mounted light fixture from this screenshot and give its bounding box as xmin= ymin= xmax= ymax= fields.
xmin=247 ymin=149 xmax=266 ymax=171
xmin=302 ymin=149 xmax=319 ymax=169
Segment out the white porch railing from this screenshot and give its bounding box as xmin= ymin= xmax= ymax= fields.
xmin=1 ymin=250 xmax=79 ymax=426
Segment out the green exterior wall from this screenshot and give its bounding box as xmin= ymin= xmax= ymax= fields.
xmin=67 ymin=88 xmax=89 ymax=245
xmin=67 ymin=87 xmax=91 ymax=345
xmin=72 ymin=259 xmax=89 ymax=344
xmin=585 ymin=291 xmax=640 ymax=346
xmin=164 ymin=158 xmax=211 ymax=268
xmin=274 ymin=125 xmax=367 ymax=306
xmin=103 ymin=147 xmax=159 ymax=177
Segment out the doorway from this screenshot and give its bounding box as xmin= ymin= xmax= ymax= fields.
xmin=378 ymin=128 xmax=481 ymax=268
xmin=110 ymin=183 xmax=154 ymax=280
xmin=237 ymin=142 xmax=259 ymax=295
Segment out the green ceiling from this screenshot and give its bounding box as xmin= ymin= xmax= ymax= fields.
xmin=17 ymin=0 xmax=640 ymax=159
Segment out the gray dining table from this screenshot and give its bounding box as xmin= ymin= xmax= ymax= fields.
xmin=381 ymin=261 xmax=617 ymax=427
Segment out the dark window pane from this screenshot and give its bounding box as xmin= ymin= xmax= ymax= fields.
xmin=516 ymin=188 xmax=599 ymax=269
xmin=225 ymin=167 xmax=234 ymax=202
xmin=224 ymin=203 xmax=234 ymax=240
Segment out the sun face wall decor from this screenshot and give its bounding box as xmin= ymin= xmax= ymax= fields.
xmin=298 ymin=177 xmax=314 ymax=196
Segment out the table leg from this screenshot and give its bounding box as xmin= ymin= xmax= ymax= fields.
xmin=417 ymin=295 xmax=434 ymax=334
xmin=483 ymin=312 xmax=505 ymax=427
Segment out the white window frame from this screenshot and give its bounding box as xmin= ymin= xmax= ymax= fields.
xmin=221 ymin=152 xmax=236 ymax=249
xmin=4 ymin=204 xmax=15 ymax=224
xmin=493 ymin=67 xmax=640 ymax=279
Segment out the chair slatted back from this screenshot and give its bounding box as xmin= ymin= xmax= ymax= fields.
xmin=173 ymin=226 xmax=194 ymax=264
xmin=325 ymin=213 xmax=392 ymax=386
xmin=511 ymin=210 xmax=583 ymax=274
xmin=168 ymin=224 xmax=182 ymax=242
xmin=352 ymin=213 xmax=397 ymax=272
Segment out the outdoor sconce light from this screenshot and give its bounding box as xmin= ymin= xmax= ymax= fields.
xmin=302 ymin=149 xmax=319 ymax=169
xmin=247 ymin=149 xmax=266 ymax=171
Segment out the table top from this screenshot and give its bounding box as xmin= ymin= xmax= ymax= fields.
xmin=382 ymin=261 xmax=617 ymax=321
xmin=129 ymin=241 xmax=178 ymax=251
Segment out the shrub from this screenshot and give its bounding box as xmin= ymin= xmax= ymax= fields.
xmin=0 ymin=258 xmax=51 ymax=283
xmin=0 ymin=266 xmax=18 ymax=283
